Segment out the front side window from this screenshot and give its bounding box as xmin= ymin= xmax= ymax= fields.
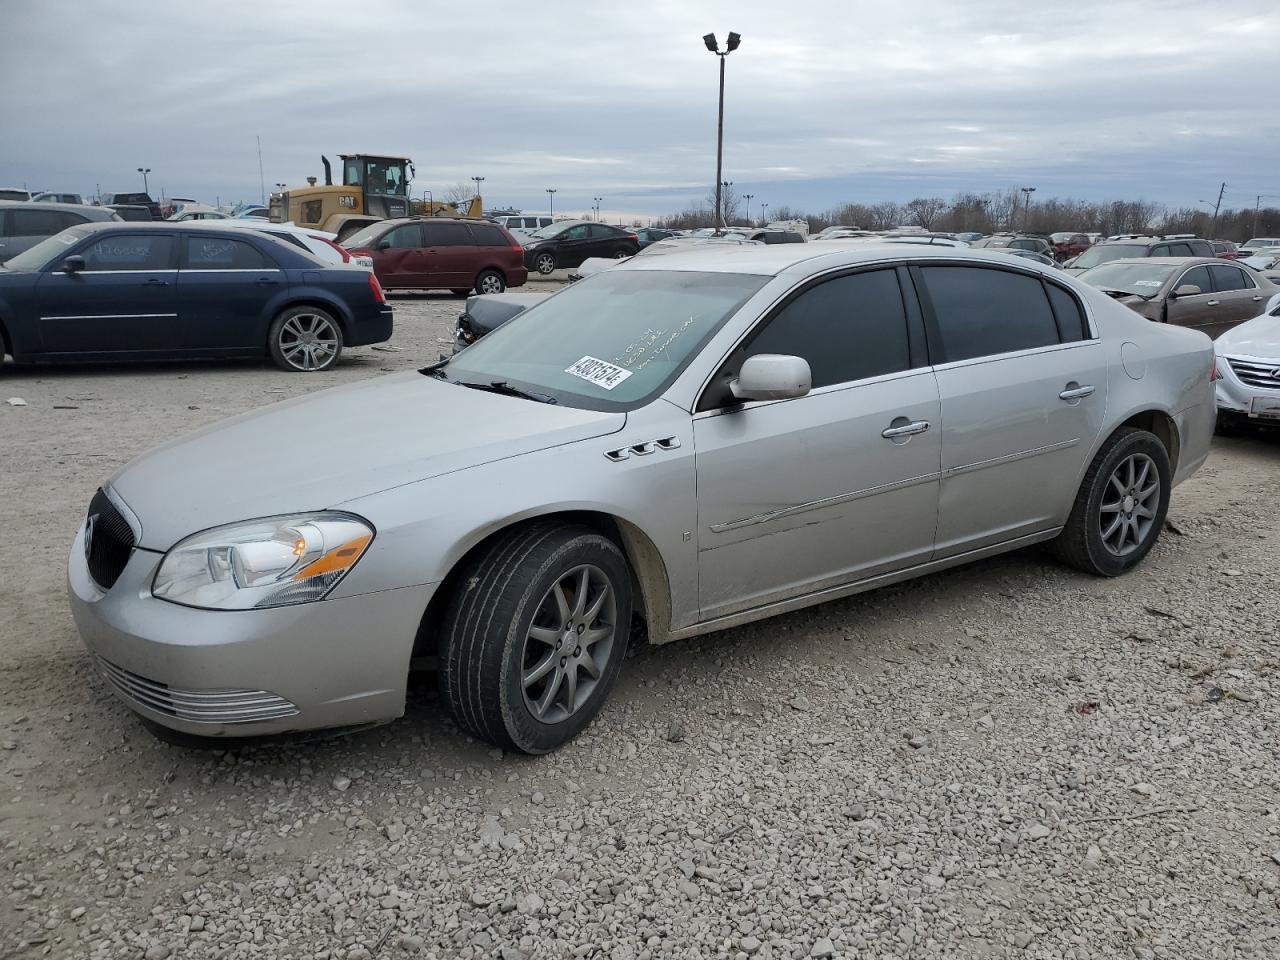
xmin=742 ymin=270 xmax=912 ymax=388
xmin=185 ymin=237 xmax=271 ymax=270
xmin=1175 ymin=265 xmax=1213 ymax=294
xmin=382 ymin=225 xmax=422 ymax=249
xmin=80 ymin=235 xmax=175 ymax=271
xmin=562 ymin=225 xmax=590 ymax=240
xmin=920 ymin=266 xmax=1060 ymax=363
xmin=443 ymin=270 xmax=769 ymax=410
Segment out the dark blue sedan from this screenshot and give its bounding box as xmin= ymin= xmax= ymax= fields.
xmin=0 ymin=222 xmax=394 ymax=372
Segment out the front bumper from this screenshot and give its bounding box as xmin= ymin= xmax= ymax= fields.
xmin=1215 ymin=353 xmax=1280 ymax=416
xmin=68 ymin=523 xmax=437 ymax=737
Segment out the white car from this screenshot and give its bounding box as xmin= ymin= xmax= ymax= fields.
xmin=1214 ymin=301 xmax=1280 ymax=429
xmin=167 ymin=204 xmax=229 ymax=222
xmin=221 ymin=219 xmax=373 ymax=269
xmin=570 ymin=236 xmax=762 ymax=280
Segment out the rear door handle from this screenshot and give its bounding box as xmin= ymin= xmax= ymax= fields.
xmin=255 ymin=277 xmax=280 ymax=286
xmin=881 ymin=419 xmax=931 ymax=439
xmin=143 ymin=278 xmax=169 ymax=287
xmin=1059 ymin=384 xmax=1096 ymax=401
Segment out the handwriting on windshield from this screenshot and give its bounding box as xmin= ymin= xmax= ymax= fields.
xmin=613 ymin=317 xmax=697 ymax=371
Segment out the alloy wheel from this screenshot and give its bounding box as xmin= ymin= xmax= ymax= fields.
xmin=278 ymin=314 xmax=339 ymax=371
xmin=535 ymin=253 xmax=556 ymax=275
xmin=521 ymin=564 xmax=617 ymax=724
xmin=1099 ymin=453 xmax=1160 ymax=557
xmin=479 ymin=273 xmax=504 ymax=294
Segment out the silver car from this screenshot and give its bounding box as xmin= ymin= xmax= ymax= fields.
xmin=1214 ymin=301 xmax=1280 ymax=428
xmin=69 ymin=246 xmax=1216 ymax=753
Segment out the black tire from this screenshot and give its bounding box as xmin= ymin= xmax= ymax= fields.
xmin=1049 ymin=427 xmax=1171 ymax=577
xmin=1215 ymin=410 xmax=1246 ymax=436
xmin=439 ymin=523 xmax=632 ymax=754
xmin=534 ymin=252 xmax=557 ymax=275
xmin=268 ymin=306 xmax=343 ymax=372
xmin=611 ymin=248 xmax=631 ymax=259
xmin=475 ymin=270 xmax=506 ymax=295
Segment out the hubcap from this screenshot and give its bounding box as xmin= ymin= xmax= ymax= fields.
xmin=537 ymin=255 xmax=555 ymax=274
xmin=521 ymin=564 xmax=617 ymax=724
xmin=480 ymin=275 xmax=502 ymax=293
xmin=1099 ymin=453 xmax=1160 ymax=557
xmin=279 ymin=314 xmax=338 ymax=371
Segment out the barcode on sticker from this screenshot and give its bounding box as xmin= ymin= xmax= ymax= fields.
xmin=565 ymin=356 xmax=633 ymax=390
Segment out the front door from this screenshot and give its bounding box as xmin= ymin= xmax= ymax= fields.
xmin=555 ymin=224 xmax=594 ymax=268
xmin=694 ymin=267 xmax=941 ymax=621
xmin=36 ymin=233 xmax=179 ymax=353
xmin=1165 ymin=264 xmax=1223 ymax=337
xmin=371 ymin=223 xmax=427 ymax=289
xmin=177 ymin=234 xmax=285 ymax=349
xmin=915 ymin=264 xmax=1108 ymax=556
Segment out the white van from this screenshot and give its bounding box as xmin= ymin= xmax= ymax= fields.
xmin=496 ymin=215 xmax=553 ymax=234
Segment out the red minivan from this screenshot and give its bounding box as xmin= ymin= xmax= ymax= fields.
xmin=341 ymin=217 xmax=528 ymax=295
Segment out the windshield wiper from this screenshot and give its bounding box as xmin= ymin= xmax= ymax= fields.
xmin=457 ymin=379 xmax=558 ymax=404
xmin=1098 ymin=287 xmax=1151 ymax=301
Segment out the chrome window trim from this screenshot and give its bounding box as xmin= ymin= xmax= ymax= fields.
xmin=928 ymin=336 xmax=1103 ymax=375
xmin=177 ymin=268 xmax=285 ymax=273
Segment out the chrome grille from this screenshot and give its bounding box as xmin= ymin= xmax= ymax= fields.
xmin=96 ymin=657 xmax=299 ymax=724
xmin=85 ymin=489 xmax=135 ymax=590
xmin=1227 ymin=357 xmax=1280 ymax=390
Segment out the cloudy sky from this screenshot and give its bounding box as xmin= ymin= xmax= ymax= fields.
xmin=2 ymin=0 xmax=1276 ymax=219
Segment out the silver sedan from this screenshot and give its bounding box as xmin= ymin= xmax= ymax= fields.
xmin=69 ymin=245 xmax=1216 ymax=752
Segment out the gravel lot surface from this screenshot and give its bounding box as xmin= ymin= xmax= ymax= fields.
xmin=2 ymin=285 xmax=1279 ymax=959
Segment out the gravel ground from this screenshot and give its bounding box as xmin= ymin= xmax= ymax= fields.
xmin=2 ymin=286 xmax=1279 ymax=959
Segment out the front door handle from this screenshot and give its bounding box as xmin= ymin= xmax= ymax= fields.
xmin=881 ymin=419 xmax=931 ymax=439
xmin=143 ymin=278 xmax=169 ymax=287
xmin=1059 ymin=383 xmax=1096 ymax=402
xmin=1253 ymin=295 xmax=1264 ymax=301
xmin=1206 ymin=299 xmax=1219 ymax=306
xmin=255 ymin=277 xmax=280 ymax=286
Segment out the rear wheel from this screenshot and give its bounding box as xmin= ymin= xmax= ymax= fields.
xmin=268 ymin=306 xmax=342 ymax=372
xmin=612 ymin=248 xmax=631 ymax=259
xmin=439 ymin=523 xmax=632 ymax=754
xmin=1050 ymin=427 xmax=1171 ymax=576
xmin=475 ymin=270 xmax=506 ymax=295
xmin=534 ymin=252 xmax=557 ymax=275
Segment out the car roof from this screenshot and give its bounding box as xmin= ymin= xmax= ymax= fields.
xmin=617 ymin=242 xmax=1067 ymax=277
xmin=1134 ymin=257 xmax=1236 ymax=267
xmin=0 ymin=200 xmax=118 ymax=218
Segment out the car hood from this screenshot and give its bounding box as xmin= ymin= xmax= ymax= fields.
xmin=1216 ymin=312 xmax=1280 ymax=359
xmin=110 ymin=371 xmax=626 ymax=549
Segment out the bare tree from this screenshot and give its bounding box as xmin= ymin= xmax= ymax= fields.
xmin=866 ymin=201 xmax=903 ymax=231
xmin=442 ymin=182 xmax=476 ymax=207
xmin=904 ymin=197 xmax=949 ymax=230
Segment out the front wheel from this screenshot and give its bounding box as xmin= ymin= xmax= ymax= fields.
xmin=475 ymin=270 xmax=505 ymax=295
xmin=439 ymin=523 xmax=632 ymax=753
xmin=612 ymin=248 xmax=631 ymax=259
xmin=1049 ymin=427 xmax=1171 ymax=576
xmin=268 ymin=306 xmax=343 ymax=372
xmin=534 ymin=252 xmax=556 ymax=275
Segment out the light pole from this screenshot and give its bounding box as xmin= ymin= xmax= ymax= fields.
xmin=471 ymin=176 xmax=485 ymax=200
xmin=760 ymin=201 xmax=768 ymax=227
xmin=742 ymin=193 xmax=754 ymax=227
xmin=546 ymin=188 xmax=556 ymax=218
xmin=137 ymin=167 xmax=151 ymax=194
xmin=1020 ymin=186 xmax=1036 ymax=231
xmin=703 ymin=31 xmax=741 ymax=230
xmin=721 ymin=180 xmax=733 ymax=225
xmin=593 ymin=196 xmax=603 ymax=221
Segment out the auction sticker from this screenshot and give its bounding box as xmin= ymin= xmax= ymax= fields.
xmin=1133 ymin=280 xmax=1163 ymax=287
xmin=565 ymin=356 xmax=633 ymax=390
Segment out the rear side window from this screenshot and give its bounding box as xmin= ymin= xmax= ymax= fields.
xmin=185 ymin=237 xmax=272 ymax=269
xmin=266 ymin=232 xmax=310 ymax=252
xmin=1189 ymin=241 xmax=1213 ymax=256
xmin=80 ymin=235 xmax=175 ymax=270
xmin=920 ymin=266 xmax=1060 ymax=362
xmin=744 ymin=269 xmax=913 ymax=388
xmin=469 ymin=224 xmax=509 ymax=247
xmin=1209 ymin=264 xmax=1253 ymax=291
xmin=1044 ymin=283 xmax=1089 ymax=342
xmin=421 ymin=222 xmax=472 ymax=247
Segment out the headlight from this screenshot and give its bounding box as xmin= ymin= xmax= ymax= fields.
xmin=152 ymin=513 xmax=373 ymax=610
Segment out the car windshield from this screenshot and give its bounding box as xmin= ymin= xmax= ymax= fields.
xmin=1079 ymin=261 xmax=1178 ymax=296
xmin=527 ymin=222 xmax=573 ymax=239
xmin=2 ymin=227 xmax=91 ymax=271
xmin=339 ymin=224 xmax=387 ymax=249
xmin=440 ymin=269 xmax=769 ymax=410
xmin=1071 ymin=244 xmax=1147 ymax=268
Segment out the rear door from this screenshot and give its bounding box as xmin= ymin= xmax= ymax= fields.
xmin=917 ymin=264 xmax=1108 ymax=555
xmin=36 ymin=233 xmax=179 ymax=353
xmin=420 ymin=221 xmax=475 ymax=287
xmin=1206 ymin=263 xmax=1268 ymax=337
xmin=177 ymin=234 xmax=285 ymax=349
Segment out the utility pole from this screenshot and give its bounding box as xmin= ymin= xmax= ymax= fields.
xmin=1020 ymin=186 xmax=1036 ymax=231
xmin=546 ymin=188 xmax=556 ymax=218
xmin=1210 ymin=181 xmax=1226 ymax=238
xmin=256 ymin=135 xmax=266 ymax=205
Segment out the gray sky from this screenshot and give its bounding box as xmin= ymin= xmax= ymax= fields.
xmin=2 ymin=0 xmax=1276 ymax=219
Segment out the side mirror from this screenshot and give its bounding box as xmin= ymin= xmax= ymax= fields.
xmin=1063 ymin=257 xmax=1077 ymax=268
xmin=730 ymin=354 xmax=812 ymax=402
xmin=61 ymin=255 xmax=86 ymax=274
xmin=1172 ymin=284 xmax=1202 ymax=298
